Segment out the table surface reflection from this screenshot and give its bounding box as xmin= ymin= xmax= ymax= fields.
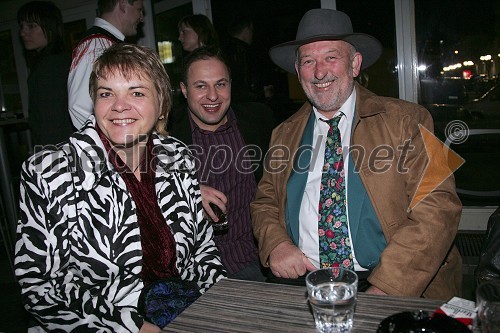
xmin=163 ymin=278 xmax=444 ymax=332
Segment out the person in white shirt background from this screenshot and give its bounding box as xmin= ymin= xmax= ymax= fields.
xmin=67 ymin=0 xmax=144 ymax=129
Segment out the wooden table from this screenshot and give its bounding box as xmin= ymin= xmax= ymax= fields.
xmin=163 ymin=278 xmax=444 ymax=332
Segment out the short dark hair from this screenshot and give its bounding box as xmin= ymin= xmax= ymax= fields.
xmin=97 ymin=0 xmax=138 ymax=16
xmin=17 ymin=1 xmax=65 ymax=53
xmin=181 ymin=46 xmax=231 ymax=84
xmin=227 ymin=13 xmax=253 ymax=37
xmin=178 ymin=14 xmax=219 ymax=48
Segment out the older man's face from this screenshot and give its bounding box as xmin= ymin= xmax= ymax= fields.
xmin=295 ymin=40 xmax=362 ymax=118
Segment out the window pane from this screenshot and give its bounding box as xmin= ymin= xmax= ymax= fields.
xmin=154 ymin=3 xmax=192 ymax=102
xmin=416 ymin=0 xmax=500 ymax=206
xmin=336 ymin=0 xmax=398 ymax=98
xmin=0 ymin=30 xmax=22 ymax=114
xmin=64 ymin=19 xmax=87 ymax=51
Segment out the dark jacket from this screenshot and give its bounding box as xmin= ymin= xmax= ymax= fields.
xmin=27 ymin=51 xmax=74 ymax=146
xmin=221 ymin=36 xmax=254 ymax=102
xmin=476 ymin=206 xmax=500 ymax=284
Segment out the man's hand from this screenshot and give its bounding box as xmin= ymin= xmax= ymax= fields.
xmin=269 ymin=241 xmax=316 ymax=278
xmin=366 ymin=285 xmax=388 ymax=295
xmin=139 ymin=321 xmax=161 ymax=333
xmin=200 ymin=185 xmax=227 ymax=221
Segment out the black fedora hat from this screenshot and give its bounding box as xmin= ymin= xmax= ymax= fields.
xmin=269 ymin=9 xmax=382 ymax=73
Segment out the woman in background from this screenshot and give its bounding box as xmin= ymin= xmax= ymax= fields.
xmin=178 ymin=14 xmax=218 ymax=52
xmin=17 ymin=1 xmax=74 ymax=147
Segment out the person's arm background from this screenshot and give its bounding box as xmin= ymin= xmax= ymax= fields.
xmin=475 ymin=206 xmax=500 ymax=284
xmin=68 ymin=37 xmax=114 ymax=129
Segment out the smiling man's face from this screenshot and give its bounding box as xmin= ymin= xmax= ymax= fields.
xmin=296 ymin=40 xmax=362 ymax=118
xmin=181 ymin=57 xmax=232 ymax=132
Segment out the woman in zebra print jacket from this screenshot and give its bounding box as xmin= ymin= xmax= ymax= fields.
xmin=14 ymin=43 xmax=226 ymax=332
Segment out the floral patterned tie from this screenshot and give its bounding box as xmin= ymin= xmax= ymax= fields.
xmin=318 ymin=115 xmax=353 ymax=269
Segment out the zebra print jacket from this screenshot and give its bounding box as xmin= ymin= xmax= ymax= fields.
xmin=14 ymin=117 xmax=227 ymax=332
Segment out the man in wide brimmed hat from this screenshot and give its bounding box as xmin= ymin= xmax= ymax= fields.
xmin=251 ymin=8 xmax=462 ymax=299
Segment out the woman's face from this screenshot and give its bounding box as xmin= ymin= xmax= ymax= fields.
xmin=19 ymin=21 xmax=48 ymax=51
xmin=178 ymin=23 xmax=200 ymax=52
xmin=94 ymin=70 xmax=161 ymax=148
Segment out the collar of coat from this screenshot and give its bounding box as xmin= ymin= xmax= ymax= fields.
xmin=68 ymin=115 xmax=195 ymax=191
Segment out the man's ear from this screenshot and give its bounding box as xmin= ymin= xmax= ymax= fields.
xmin=180 ymin=82 xmax=188 ymax=98
xmin=118 ymin=0 xmax=128 ymax=13
xmin=352 ymin=52 xmax=363 ymax=78
xmin=295 ymin=62 xmax=301 ymax=80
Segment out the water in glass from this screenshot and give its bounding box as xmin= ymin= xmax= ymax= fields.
xmin=309 ymin=281 xmax=356 ymax=333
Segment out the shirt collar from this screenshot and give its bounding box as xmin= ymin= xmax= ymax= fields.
xmin=189 ymin=107 xmax=237 ymax=135
xmin=71 ymin=116 xmax=185 ymax=191
xmin=94 ymin=17 xmax=125 ymax=41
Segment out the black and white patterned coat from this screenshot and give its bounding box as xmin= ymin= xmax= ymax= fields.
xmin=14 ymin=117 xmax=226 ymax=332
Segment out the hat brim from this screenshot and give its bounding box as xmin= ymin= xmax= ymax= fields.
xmin=269 ymin=33 xmax=382 ymax=73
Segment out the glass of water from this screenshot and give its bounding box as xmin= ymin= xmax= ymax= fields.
xmin=306 ymin=267 xmax=358 ymax=333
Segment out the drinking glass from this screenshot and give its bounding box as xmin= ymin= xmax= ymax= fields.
xmin=306 ymin=267 xmax=358 ymax=333
xmin=475 ymin=282 xmax=500 ymax=333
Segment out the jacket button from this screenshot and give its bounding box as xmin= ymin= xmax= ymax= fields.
xmin=168 ymin=212 xmax=177 ymax=221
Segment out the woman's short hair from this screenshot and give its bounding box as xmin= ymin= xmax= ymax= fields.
xmin=17 ymin=1 xmax=65 ymax=53
xmin=178 ymin=14 xmax=219 ymax=48
xmin=89 ymin=43 xmax=172 ymax=136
